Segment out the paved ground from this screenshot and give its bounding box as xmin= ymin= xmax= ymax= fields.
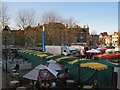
xmin=1 ymin=68 xmax=31 ymax=90
xmin=1 ymin=57 xmax=119 ymax=90
xmin=1 ymin=57 xmax=31 ymax=89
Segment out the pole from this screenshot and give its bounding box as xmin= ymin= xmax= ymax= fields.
xmin=77 ymin=60 xmax=81 ymax=89
xmin=4 ymin=34 xmax=7 ymax=73
xmin=42 ymin=25 xmax=46 ymax=52
xmin=78 ymin=63 xmax=80 ymax=85
xmin=4 ymin=26 xmax=8 ymax=88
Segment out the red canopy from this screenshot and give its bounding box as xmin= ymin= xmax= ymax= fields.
xmin=38 ymin=69 xmax=56 ymax=80
xmin=101 ymin=54 xmax=120 ymax=59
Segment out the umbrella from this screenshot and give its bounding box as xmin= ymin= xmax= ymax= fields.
xmin=23 ymin=64 xmax=58 ymax=80
xmin=101 ymin=54 xmax=120 ymax=59
xmin=97 ymin=47 xmax=107 ymax=51
xmin=86 ymin=49 xmax=101 ymax=53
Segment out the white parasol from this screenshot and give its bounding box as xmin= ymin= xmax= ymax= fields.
xmin=23 ymin=64 xmax=58 ymax=80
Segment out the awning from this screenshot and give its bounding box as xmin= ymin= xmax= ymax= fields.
xmin=80 ymin=62 xmax=108 ymax=70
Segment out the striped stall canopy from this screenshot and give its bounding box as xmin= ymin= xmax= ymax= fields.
xmin=80 ymin=62 xmax=108 ymax=70
xmin=37 ymin=54 xmax=48 ymax=57
xmin=68 ymin=59 xmax=79 ymax=65
xmin=46 ymin=55 xmax=57 ymax=59
xmin=56 ymin=56 xmax=73 ymax=62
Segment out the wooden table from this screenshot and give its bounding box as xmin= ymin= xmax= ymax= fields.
xmin=16 ymin=86 xmax=26 ymax=90
xmin=66 ymin=80 xmax=75 ymax=83
xmin=66 ymin=80 xmax=75 ymax=86
xmin=12 ymin=69 xmax=17 ymax=73
xmin=9 ymin=80 xmax=19 ymax=87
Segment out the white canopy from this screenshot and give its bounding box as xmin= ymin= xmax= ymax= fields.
xmin=47 ymin=59 xmax=56 ymax=63
xmin=86 ymin=49 xmax=100 ymax=53
xmin=23 ymin=64 xmax=58 ymax=80
xmin=46 ymin=59 xmax=62 ymax=71
xmin=69 ymin=47 xmax=76 ymax=51
xmin=23 ymin=69 xmax=39 ymax=80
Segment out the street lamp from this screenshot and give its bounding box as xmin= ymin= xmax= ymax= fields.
xmin=3 ymin=26 xmax=8 ymax=73
xmin=3 ymin=25 xmax=12 ymax=88
xmin=42 ymin=25 xmax=46 ymax=52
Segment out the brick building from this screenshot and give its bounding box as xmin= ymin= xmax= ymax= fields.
xmin=2 ymin=23 xmax=90 ymax=46
xmin=99 ymin=32 xmax=108 ymax=46
xmin=112 ymin=32 xmax=119 ymax=46
xmin=90 ymin=34 xmax=99 ymax=46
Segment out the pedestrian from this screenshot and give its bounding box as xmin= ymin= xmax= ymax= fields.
xmin=14 ymin=64 xmax=20 ymax=71
xmin=35 ymin=80 xmax=40 ymax=90
xmin=92 ymin=80 xmax=99 ymax=90
xmin=51 ymin=80 xmax=56 ymax=88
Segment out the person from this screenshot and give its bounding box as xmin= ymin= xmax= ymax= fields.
xmin=35 ymin=80 xmax=40 ymax=90
xmin=51 ymin=82 xmax=56 ymax=88
xmin=92 ymin=80 xmax=99 ymax=90
xmin=31 ymin=80 xmax=35 ymax=89
xmin=14 ymin=64 xmax=20 ymax=71
xmin=41 ymin=81 xmax=50 ymax=90
xmin=64 ymin=68 xmax=70 ymax=79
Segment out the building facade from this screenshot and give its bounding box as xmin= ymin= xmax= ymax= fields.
xmin=99 ymin=32 xmax=108 ymax=46
xmin=90 ymin=34 xmax=99 ymax=46
xmin=105 ymin=35 xmax=112 ymax=46
xmin=112 ymin=32 xmax=119 ymax=46
xmin=2 ymin=23 xmax=90 ymax=46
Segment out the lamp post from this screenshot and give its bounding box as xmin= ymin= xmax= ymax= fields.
xmin=42 ymin=25 xmax=46 ymax=52
xmin=3 ymin=26 xmax=8 ymax=73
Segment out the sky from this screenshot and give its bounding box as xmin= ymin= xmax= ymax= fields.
xmin=2 ymin=1 xmax=118 ymax=35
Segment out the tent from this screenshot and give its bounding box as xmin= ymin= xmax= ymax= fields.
xmin=101 ymin=53 xmax=120 ymax=59
xmin=46 ymin=59 xmax=63 ymax=71
xmin=23 ymin=64 xmax=58 ymax=80
xmin=86 ymin=49 xmax=100 ymax=53
xmin=19 ymin=50 xmax=116 ymax=87
xmin=94 ymin=53 xmax=120 ymax=59
xmin=68 ymin=47 xmax=77 ymax=50
xmin=18 ymin=50 xmax=52 ymax=66
xmin=97 ymin=47 xmax=107 ymax=51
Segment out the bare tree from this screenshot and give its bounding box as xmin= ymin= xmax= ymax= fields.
xmin=41 ymin=11 xmax=62 ymax=24
xmin=63 ymin=17 xmax=76 ymax=28
xmin=16 ymin=9 xmax=36 ymax=29
xmin=91 ymin=30 xmax=97 ymax=35
xmin=0 ymin=4 xmax=10 ymax=28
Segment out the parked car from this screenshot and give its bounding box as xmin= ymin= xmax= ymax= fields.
xmin=69 ymin=50 xmax=80 ymax=57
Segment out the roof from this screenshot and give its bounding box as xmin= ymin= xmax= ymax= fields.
xmin=80 ymin=62 xmax=108 ymax=70
xmin=100 ymin=32 xmax=108 ymax=36
xmin=83 ymin=24 xmax=89 ymax=29
xmin=18 ymin=50 xmax=116 ymax=71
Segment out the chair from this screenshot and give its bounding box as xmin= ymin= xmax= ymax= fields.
xmin=9 ymin=80 xmax=19 ymax=88
xmin=16 ymin=86 xmax=26 ymax=90
xmin=83 ymin=85 xmax=93 ymax=90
